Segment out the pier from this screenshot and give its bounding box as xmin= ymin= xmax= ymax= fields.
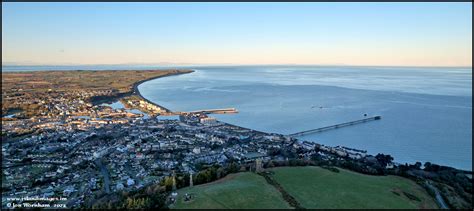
xmin=289 ymin=116 xmax=381 ymax=137
xmin=161 ymin=108 xmax=238 ymax=116
xmin=187 ymin=108 xmax=238 ymax=114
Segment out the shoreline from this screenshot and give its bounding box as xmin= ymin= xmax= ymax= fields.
xmin=133 ymin=70 xmax=472 ymax=172
xmin=132 ymin=69 xmax=272 ymax=135
xmin=130 ymin=70 xmax=194 ymax=113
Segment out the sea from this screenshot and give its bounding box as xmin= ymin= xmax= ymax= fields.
xmin=3 ymin=65 xmax=472 ymax=170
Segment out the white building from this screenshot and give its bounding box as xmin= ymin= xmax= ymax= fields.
xmin=200 ymin=117 xmax=217 ymax=125
xmin=127 ymin=178 xmax=135 ymax=187
xmin=193 ymin=147 xmax=201 ymax=154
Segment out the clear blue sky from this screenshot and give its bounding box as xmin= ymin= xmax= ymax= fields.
xmin=2 ymin=2 xmax=472 ymax=66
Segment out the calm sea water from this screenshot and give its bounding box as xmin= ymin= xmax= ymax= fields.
xmin=138 ymin=66 xmax=472 ymax=170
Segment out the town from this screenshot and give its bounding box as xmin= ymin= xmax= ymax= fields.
xmin=2 ymin=98 xmax=370 ymax=208
xmin=1 ymin=73 xmax=370 ymax=208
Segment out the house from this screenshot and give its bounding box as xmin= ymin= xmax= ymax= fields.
xmin=116 ymin=183 xmax=124 ymax=191
xmin=127 ymin=178 xmax=135 ymax=187
xmin=192 ymin=147 xmax=201 ymax=154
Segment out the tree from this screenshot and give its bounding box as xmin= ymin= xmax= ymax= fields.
xmin=123 ymin=197 xmax=150 ymax=209
xmin=424 ymin=162 xmax=432 ymax=169
xmin=375 ymin=153 xmax=393 ymax=167
xmin=161 ymin=176 xmax=174 ymax=191
xmin=227 ymin=162 xmax=239 ymax=173
xmin=413 ymin=162 xmax=422 ymax=170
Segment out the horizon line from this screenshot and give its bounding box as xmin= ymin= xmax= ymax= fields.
xmin=2 ymin=62 xmax=472 ymax=69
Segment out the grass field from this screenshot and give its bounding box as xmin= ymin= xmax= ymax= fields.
xmin=171 ymin=166 xmax=438 ymax=209
xmin=271 ymin=166 xmax=439 ymax=209
xmin=171 ymin=172 xmax=291 ymax=209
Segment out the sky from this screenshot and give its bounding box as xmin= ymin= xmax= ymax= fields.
xmin=2 ymin=2 xmax=472 ymax=67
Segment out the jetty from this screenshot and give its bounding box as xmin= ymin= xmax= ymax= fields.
xmin=289 ymin=116 xmax=381 ymax=137
xmin=161 ymin=108 xmax=238 ymax=116
xmin=186 ymin=108 xmax=238 ymax=114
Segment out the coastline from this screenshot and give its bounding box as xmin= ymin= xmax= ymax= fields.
xmin=133 ymin=70 xmax=472 ymax=173
xmin=130 ymin=69 xmax=194 ymax=113
xmin=133 ymin=69 xmax=273 ymax=135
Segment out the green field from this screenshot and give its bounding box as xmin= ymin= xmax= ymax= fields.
xmin=271 ymin=166 xmax=438 ymax=209
xmin=171 ymin=172 xmax=291 ymax=209
xmin=171 ymin=166 xmax=439 ymax=209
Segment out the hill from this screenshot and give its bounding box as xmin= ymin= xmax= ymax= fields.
xmin=171 ymin=172 xmax=291 ymax=209
xmin=172 ymin=166 xmax=438 ymax=209
xmin=271 ymin=166 xmax=438 ymax=209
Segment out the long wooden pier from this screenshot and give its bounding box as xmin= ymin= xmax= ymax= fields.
xmin=289 ymin=116 xmax=381 ymax=137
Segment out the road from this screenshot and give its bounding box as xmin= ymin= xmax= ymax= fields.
xmin=425 ymin=181 xmax=449 ymax=209
xmin=95 ymin=159 xmax=111 ymax=194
